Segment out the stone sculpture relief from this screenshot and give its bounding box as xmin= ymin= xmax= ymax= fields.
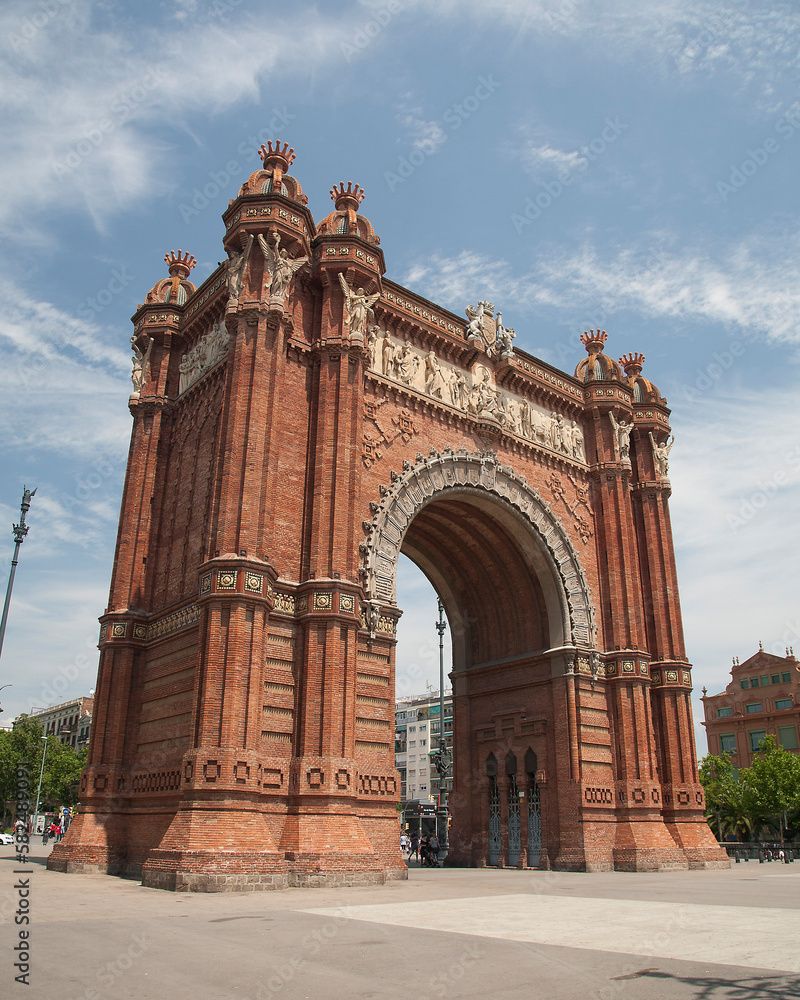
xmin=130 ymin=335 xmax=153 ymax=394
xmin=338 ymin=273 xmax=380 ymax=343
xmin=225 ymin=232 xmax=254 ymax=310
xmin=465 ymin=301 xmax=515 ymax=359
xmin=258 ymin=230 xmax=308 ymax=307
xmin=608 ymin=411 xmax=633 ymax=463
xmin=179 ymin=320 xmax=230 ymax=394
xmin=650 ymin=432 xmax=674 ymax=477
xmin=368 ymin=336 xmax=585 ymax=462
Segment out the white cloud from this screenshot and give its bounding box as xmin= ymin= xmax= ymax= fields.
xmin=519 ymin=141 xmax=586 ymax=179
xmin=0 ymin=4 xmax=358 ymax=235
xmin=404 ymin=231 xmax=800 ymax=347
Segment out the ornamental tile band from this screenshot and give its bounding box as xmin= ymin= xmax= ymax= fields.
xmin=245 ymin=572 xmax=263 ymax=593
xmin=217 ymin=570 xmax=237 ymax=590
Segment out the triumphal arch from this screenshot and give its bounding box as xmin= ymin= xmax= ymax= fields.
xmin=49 ymin=143 xmax=726 ymax=890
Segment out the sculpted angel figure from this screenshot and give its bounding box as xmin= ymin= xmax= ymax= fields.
xmin=609 ymin=411 xmax=633 ymax=462
xmin=258 ymin=230 xmax=308 ymax=303
xmin=650 ymin=432 xmax=674 ymax=477
xmin=225 ymin=232 xmax=253 ymax=305
xmin=465 ymin=302 xmax=486 ymax=344
xmin=130 ymin=335 xmax=153 ymax=393
xmin=338 ymin=272 xmax=380 ymax=340
xmin=368 ymin=326 xmax=383 ymax=371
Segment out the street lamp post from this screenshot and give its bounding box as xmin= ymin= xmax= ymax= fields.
xmin=433 ymin=599 xmax=451 ymax=852
xmin=0 ymin=487 xmax=36 ymax=664
xmin=33 ymin=735 xmax=48 ymax=835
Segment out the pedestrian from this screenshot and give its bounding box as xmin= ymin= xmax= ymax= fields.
xmin=420 ymin=834 xmax=430 ymax=866
xmin=400 ymin=831 xmax=408 ymax=854
xmin=410 ymin=832 xmax=419 ymax=861
xmin=429 ymin=833 xmax=440 ymax=866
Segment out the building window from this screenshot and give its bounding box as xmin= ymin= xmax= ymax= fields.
xmin=749 ymin=677 xmax=759 ymax=688
xmin=719 ymin=734 xmax=737 ymax=753
xmin=775 ymin=698 xmax=793 ymax=711
xmin=749 ymin=730 xmax=767 ymax=752
xmin=745 ymin=703 xmax=762 ymax=714
xmin=717 ymin=707 xmax=733 ymax=718
xmin=760 ymin=676 xmax=769 ymax=687
xmin=771 ymin=674 xmax=781 ymax=684
xmin=409 ymin=741 xmax=416 ymax=748
xmin=778 ymin=726 xmax=799 ymax=750
xmin=782 ymin=672 xmax=792 ymax=683
xmin=740 ymin=679 xmax=749 ymax=689
xmin=409 ymin=726 xmax=416 ymax=732
xmin=419 ymin=739 xmax=426 ymax=746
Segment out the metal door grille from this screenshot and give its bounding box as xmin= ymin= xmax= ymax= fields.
xmin=528 ymin=779 xmax=542 ymax=868
xmin=488 ymin=777 xmax=501 ymax=865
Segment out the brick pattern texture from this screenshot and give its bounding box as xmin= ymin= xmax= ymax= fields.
xmin=48 ymin=154 xmax=727 ymax=891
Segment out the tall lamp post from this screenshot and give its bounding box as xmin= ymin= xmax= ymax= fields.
xmin=432 ymin=598 xmax=451 ymax=851
xmin=0 ymin=487 xmax=36 ymax=664
xmin=34 ymin=735 xmax=48 ymax=835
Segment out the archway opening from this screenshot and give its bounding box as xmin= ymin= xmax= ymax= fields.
xmin=391 ymin=488 xmax=562 ymax=866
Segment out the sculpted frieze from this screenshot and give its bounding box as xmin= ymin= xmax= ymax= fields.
xmin=368 ymin=334 xmax=586 ymax=463
xmin=179 ymin=320 xmax=230 ymax=395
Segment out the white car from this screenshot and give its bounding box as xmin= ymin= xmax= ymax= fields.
xmin=0 ymin=833 xmax=14 ymax=845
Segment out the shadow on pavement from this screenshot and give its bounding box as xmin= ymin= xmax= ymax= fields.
xmin=643 ymin=970 xmax=800 ymax=998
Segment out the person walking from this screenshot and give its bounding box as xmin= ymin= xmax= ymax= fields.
xmin=429 ymin=833 xmax=440 ymax=866
xmin=410 ymin=832 xmax=420 ymax=862
xmin=400 ymin=831 xmax=408 ymax=854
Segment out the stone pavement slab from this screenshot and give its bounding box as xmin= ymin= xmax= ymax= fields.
xmin=2 ymin=843 xmax=799 ymax=1000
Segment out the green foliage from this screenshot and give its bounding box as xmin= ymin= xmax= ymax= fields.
xmin=699 ymin=752 xmax=758 ymax=841
xmin=699 ymin=737 xmax=800 ymax=843
xmin=741 ymin=734 xmax=800 ymax=843
xmin=0 ymin=716 xmax=87 ymax=825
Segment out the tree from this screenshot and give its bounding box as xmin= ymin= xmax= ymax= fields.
xmin=699 ymin=753 xmax=759 ymax=842
xmin=742 ymin=735 xmax=800 ymax=850
xmin=0 ymin=716 xmax=87 ymax=827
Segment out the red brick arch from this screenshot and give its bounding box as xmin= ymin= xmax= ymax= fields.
xmin=361 ymin=448 xmax=597 ymax=655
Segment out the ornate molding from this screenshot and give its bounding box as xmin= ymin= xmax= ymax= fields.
xmin=360 ymin=448 xmax=597 ymax=648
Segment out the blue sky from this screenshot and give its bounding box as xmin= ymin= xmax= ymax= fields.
xmin=0 ymin=0 xmax=798 ymax=756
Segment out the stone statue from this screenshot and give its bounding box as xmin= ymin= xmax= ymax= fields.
xmin=382 ymin=336 xmax=398 ymax=378
xmin=338 ymin=273 xmax=380 ymax=342
xmin=570 ymin=420 xmax=585 ymax=461
xmin=495 ymin=312 xmax=516 ymax=359
xmin=130 ymin=335 xmax=153 ymax=393
xmin=469 ymin=369 xmax=501 ymax=419
xmin=225 ymin=232 xmax=253 ymax=308
xmin=608 ymin=411 xmax=633 ymax=462
xmin=650 ymin=432 xmax=674 ymax=477
xmin=395 ymin=343 xmax=420 ymax=385
xmin=258 ymin=230 xmax=307 ymax=304
xmin=465 ymin=301 xmax=485 ymax=344
xmin=424 ymin=351 xmax=447 ymax=399
xmin=368 ymin=326 xmax=382 ymax=371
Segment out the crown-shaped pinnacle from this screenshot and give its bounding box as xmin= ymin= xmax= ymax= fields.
xmin=164 ymin=250 xmax=197 ymax=276
xmin=258 ymin=141 xmax=296 ymax=168
xmin=331 ymin=182 xmax=365 ymax=211
xmin=619 ymin=352 xmax=645 ymax=377
xmin=580 ymin=329 xmax=607 ymax=355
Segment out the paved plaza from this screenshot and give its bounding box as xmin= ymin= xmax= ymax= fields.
xmin=1 ymin=842 xmax=799 ymax=999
